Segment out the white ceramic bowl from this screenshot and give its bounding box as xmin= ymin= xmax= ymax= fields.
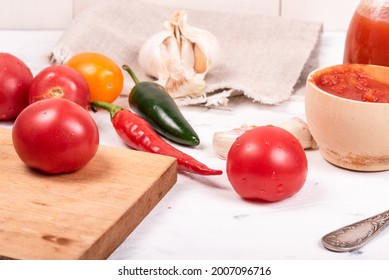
xmin=305 ymin=64 xmax=389 ymax=171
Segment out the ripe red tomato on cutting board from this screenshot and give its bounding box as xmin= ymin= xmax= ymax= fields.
xmin=226 ymin=126 xmax=308 ymax=202
xmin=12 ymin=98 xmax=99 ymax=174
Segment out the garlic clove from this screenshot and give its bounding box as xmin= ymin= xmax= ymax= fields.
xmin=212 ymin=119 xmax=318 ymax=160
xmin=180 ymin=38 xmax=195 ymax=70
xmin=212 ymin=125 xmax=255 ymax=159
xmin=188 ymin=30 xmax=220 ymax=74
xmin=163 ymin=36 xmax=183 ymax=73
xmin=193 ymin=44 xmax=208 ymax=74
xmin=278 ymin=117 xmax=318 ymax=150
xmin=138 ymin=29 xmax=172 ymax=79
xmin=177 ymin=13 xmax=219 ymax=74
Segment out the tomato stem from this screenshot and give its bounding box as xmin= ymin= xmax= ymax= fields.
xmin=49 ymin=87 xmax=64 ymax=98
xmin=122 ymin=65 xmax=140 ymax=85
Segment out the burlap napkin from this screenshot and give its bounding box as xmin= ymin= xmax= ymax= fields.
xmin=50 ymin=0 xmax=322 ymax=106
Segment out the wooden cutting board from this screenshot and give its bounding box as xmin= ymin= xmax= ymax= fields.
xmin=0 ymin=127 xmax=177 ymax=260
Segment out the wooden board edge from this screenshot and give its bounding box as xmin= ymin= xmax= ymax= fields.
xmin=79 ymin=159 xmax=178 ymax=260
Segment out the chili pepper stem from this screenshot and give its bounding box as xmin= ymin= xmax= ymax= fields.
xmin=90 ymin=101 xmax=122 ymax=119
xmin=122 ymin=65 xmax=140 ymax=84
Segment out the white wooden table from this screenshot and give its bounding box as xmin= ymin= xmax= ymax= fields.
xmin=1 ymin=30 xmax=388 ymax=260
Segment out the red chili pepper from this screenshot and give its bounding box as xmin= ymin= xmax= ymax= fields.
xmin=91 ymin=101 xmax=222 ymax=176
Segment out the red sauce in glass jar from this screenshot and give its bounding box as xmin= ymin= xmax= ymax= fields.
xmin=343 ymin=4 xmax=389 ymax=66
xmin=314 ymin=65 xmax=389 ymax=103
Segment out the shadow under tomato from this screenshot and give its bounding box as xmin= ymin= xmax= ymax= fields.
xmin=23 ymin=150 xmax=110 ymax=185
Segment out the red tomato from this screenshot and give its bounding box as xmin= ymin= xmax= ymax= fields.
xmin=12 ymin=98 xmax=99 ymax=174
xmin=226 ymin=126 xmax=308 ymax=202
xmin=29 ymin=65 xmax=90 ymax=109
xmin=66 ymin=52 xmax=123 ymax=103
xmin=0 ymin=53 xmax=33 ymax=120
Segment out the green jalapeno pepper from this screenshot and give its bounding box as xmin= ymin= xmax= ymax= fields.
xmin=122 ymin=65 xmax=200 ymax=146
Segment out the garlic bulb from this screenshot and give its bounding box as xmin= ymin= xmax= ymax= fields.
xmin=212 ymin=118 xmax=318 ymax=159
xmin=138 ymin=10 xmax=220 ymax=99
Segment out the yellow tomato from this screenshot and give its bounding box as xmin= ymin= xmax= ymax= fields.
xmin=66 ymin=52 xmax=123 ymax=103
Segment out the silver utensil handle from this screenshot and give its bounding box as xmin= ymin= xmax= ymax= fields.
xmin=321 ymin=210 xmax=389 ymax=252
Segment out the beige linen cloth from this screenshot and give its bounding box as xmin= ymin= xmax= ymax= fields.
xmin=50 ymin=0 xmax=322 ymax=106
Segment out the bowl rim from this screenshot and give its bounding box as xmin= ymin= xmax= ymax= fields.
xmin=306 ymin=63 xmax=389 ymax=107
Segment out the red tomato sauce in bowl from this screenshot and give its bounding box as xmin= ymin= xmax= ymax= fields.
xmin=314 ymin=65 xmax=389 ymax=103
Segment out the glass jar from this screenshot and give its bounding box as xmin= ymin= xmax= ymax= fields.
xmin=343 ymin=0 xmax=389 ymax=66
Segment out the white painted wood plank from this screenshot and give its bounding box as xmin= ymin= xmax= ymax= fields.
xmin=281 ymin=0 xmax=360 ymax=31
xmin=0 ymin=0 xmax=72 ymax=30
xmin=0 ymin=0 xmax=364 ymax=31
xmin=73 ymin=0 xmax=280 ymax=17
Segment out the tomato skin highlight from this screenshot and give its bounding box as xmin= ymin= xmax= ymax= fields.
xmin=66 ymin=52 xmax=123 ymax=103
xmin=29 ymin=65 xmax=90 ymax=109
xmin=0 ymin=53 xmax=33 ymax=120
xmin=12 ymin=99 xmax=99 ymax=174
xmin=226 ymin=126 xmax=308 ymax=202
